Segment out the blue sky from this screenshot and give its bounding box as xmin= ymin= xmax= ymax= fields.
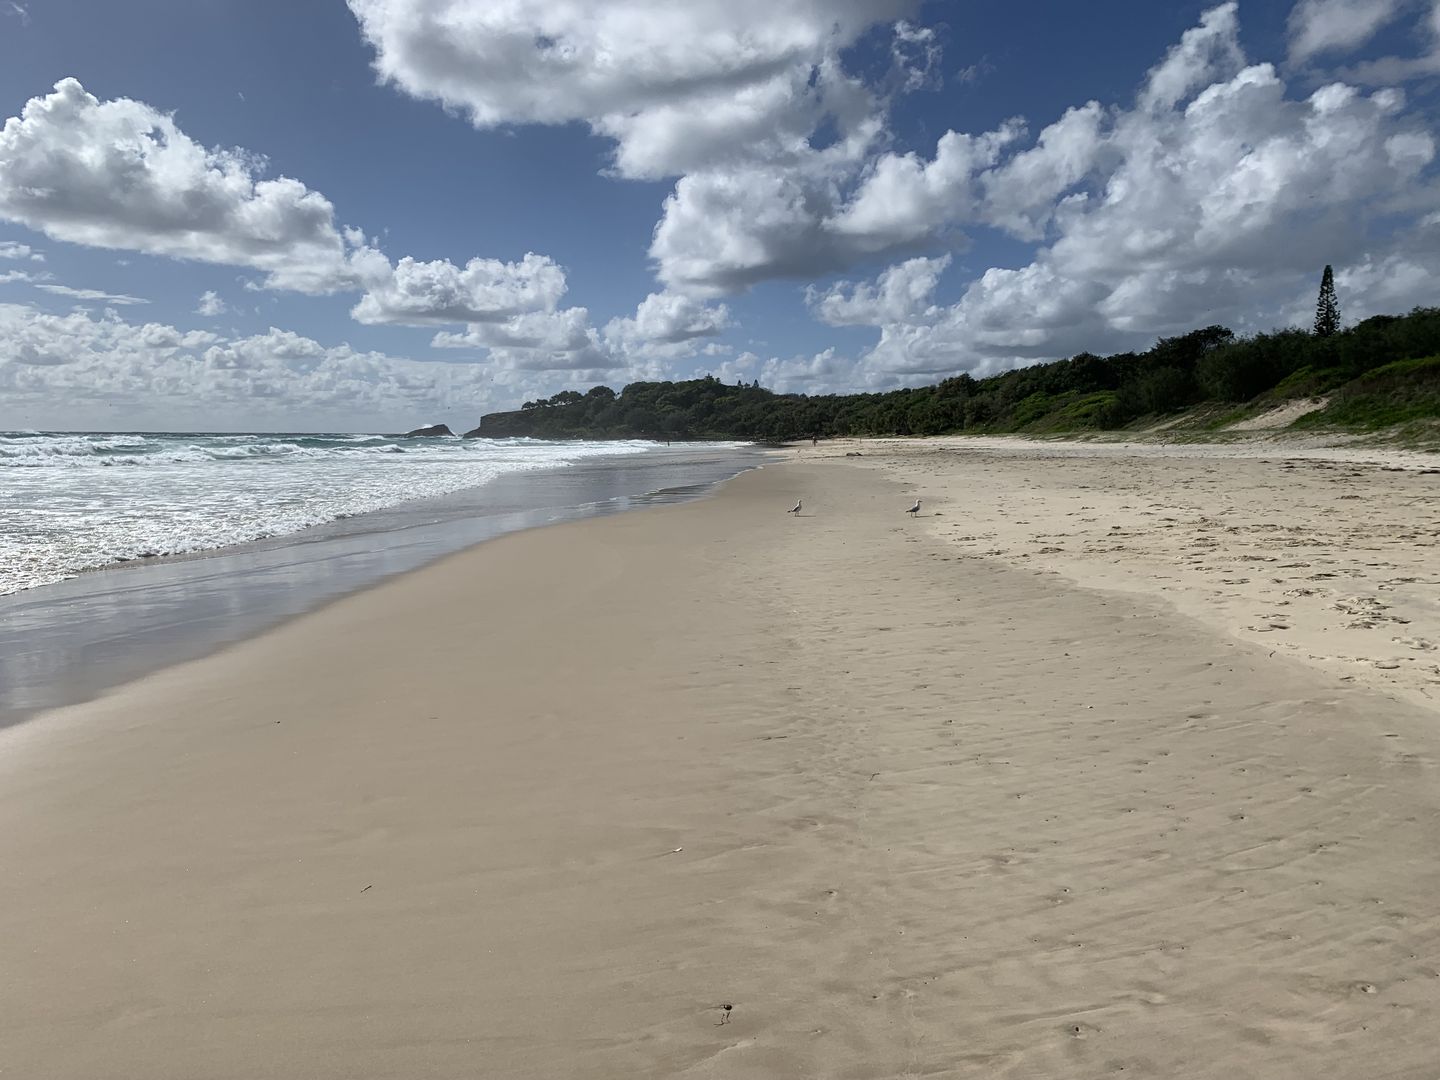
xmin=1 ymin=0 xmax=1437 ymax=430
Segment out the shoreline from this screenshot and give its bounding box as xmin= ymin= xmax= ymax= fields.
xmin=0 ymin=436 xmax=755 ymax=598
xmin=4 ymin=450 xmax=1439 ymax=1077
xmin=0 ymin=444 xmax=769 ymax=728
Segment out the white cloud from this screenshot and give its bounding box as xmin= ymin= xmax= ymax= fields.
xmin=0 ymin=239 xmax=42 ymax=261
xmin=1340 ymin=0 xmax=1440 ymax=82
xmin=0 ymin=269 xmax=40 ymax=284
xmin=793 ymin=5 xmax=1440 ymax=387
xmin=0 ymin=79 xmax=354 ymax=293
xmin=8 ymin=4 xmax=1437 ymax=408
xmin=646 ymin=11 xmax=1236 ymax=296
xmin=602 ymin=291 xmax=731 ymax=359
xmin=427 ymin=289 xmax=734 ymax=371
xmin=1332 ymin=252 xmax=1437 ymax=314
xmin=0 ymin=80 xmax=582 ymax=330
xmin=35 ymin=283 xmax=149 ymax=304
xmin=0 ymin=303 xmax=217 ymax=373
xmin=346 ymin=0 xmax=944 ymax=300
xmin=431 ymin=307 xmax=612 ymax=370
xmin=649 ymin=168 xmax=839 ymax=295
xmin=892 ymin=21 xmax=942 ymax=93
xmin=1139 ymin=2 xmax=1245 ymax=112
xmin=806 ymin=255 xmax=949 ymax=326
xmin=978 ymin=104 xmax=1107 ymax=241
xmin=347 ymin=0 xmax=914 ymax=180
xmin=1288 ymin=0 xmax=1412 ymax=62
xmin=350 ymin=252 xmax=567 ymax=326
xmin=712 ymin=345 xmax=906 ymax=396
xmin=822 ymin=123 xmax=1024 ymax=255
xmin=195 ymin=290 xmax=227 ymax=317
xmin=0 ymin=301 xmax=504 ymax=426
xmin=644 ymin=0 xmax=1423 ymax=303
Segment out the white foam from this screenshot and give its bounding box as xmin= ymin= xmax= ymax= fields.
xmin=0 ymin=432 xmax=662 ymax=594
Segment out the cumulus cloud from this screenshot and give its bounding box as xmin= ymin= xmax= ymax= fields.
xmin=711 ymin=345 xmax=907 ymax=397
xmin=645 ymin=5 xmax=1261 ymax=293
xmin=1139 ymin=2 xmax=1246 ymax=111
xmin=648 ymin=168 xmax=846 ymax=295
xmin=35 ymin=283 xmax=149 ymax=305
xmin=195 ymin=290 xmax=227 ymax=317
xmin=350 ymin=252 xmax=568 ymax=326
xmin=806 ymin=255 xmax=949 ymax=326
xmin=347 ymin=0 xmax=957 ymax=299
xmin=0 ymin=79 xmax=354 ymax=293
xmin=0 ymin=303 xmax=217 ymax=374
xmin=646 ymin=19 xmax=1227 ymax=295
xmin=0 ymin=80 xmax=584 ymax=330
xmin=0 ymin=239 xmax=42 ymax=261
xmin=0 ymin=301 xmax=508 ymax=426
xmin=777 ymin=4 xmax=1440 ymax=390
xmin=347 ymin=0 xmax=914 ymax=180
xmin=602 ymin=291 xmax=731 ymax=359
xmin=10 ymin=4 xmax=1438 ymax=407
xmin=426 ymin=289 xmax=734 ymax=371
xmin=431 ymin=307 xmax=612 ymax=370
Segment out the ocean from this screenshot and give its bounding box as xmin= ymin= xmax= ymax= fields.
xmin=0 ymin=432 xmax=766 ymax=725
xmin=0 ymin=430 xmax=671 ymax=595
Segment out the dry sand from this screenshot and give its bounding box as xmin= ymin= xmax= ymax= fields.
xmin=1224 ymin=398 xmax=1329 ymax=431
xmin=804 ymin=436 xmax=1440 ymax=715
xmin=3 ymin=451 xmax=1440 ymax=1079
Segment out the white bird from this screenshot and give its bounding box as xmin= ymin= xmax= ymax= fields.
xmin=906 ymin=499 xmax=921 ymax=516
xmin=788 ymin=499 xmax=802 ymax=515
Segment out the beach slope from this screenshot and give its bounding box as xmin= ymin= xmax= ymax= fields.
xmin=2 ymin=459 xmax=1439 ymax=1078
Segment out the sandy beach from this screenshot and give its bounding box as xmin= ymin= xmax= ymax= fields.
xmin=4 ymin=445 xmax=1440 ymax=1079
xmin=798 ymin=436 xmax=1440 ymax=714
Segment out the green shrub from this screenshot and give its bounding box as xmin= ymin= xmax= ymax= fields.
xmin=1293 ymin=355 xmax=1440 ymax=429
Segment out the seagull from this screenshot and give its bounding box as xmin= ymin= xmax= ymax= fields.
xmin=906 ymin=498 xmax=921 ymax=516
xmin=788 ymin=499 xmax=802 ymax=515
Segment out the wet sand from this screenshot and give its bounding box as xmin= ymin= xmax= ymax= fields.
xmin=2 ymin=454 xmax=1439 ymax=1078
xmin=0 ymin=444 xmax=764 ymax=727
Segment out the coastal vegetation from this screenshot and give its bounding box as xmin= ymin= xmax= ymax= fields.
xmin=466 ymin=306 xmax=1440 ymax=443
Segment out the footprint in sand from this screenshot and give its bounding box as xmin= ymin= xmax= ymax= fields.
xmin=1394 ymin=636 xmax=1437 ymax=652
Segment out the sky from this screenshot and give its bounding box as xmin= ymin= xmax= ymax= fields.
xmin=1 ymin=0 xmax=1437 ymax=432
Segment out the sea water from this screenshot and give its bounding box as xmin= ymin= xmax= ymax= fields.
xmin=0 ymin=433 xmax=764 ymax=725
xmin=0 ymin=431 xmax=659 ymax=595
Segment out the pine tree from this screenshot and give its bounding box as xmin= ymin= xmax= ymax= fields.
xmin=1314 ymin=264 xmax=1340 ymax=337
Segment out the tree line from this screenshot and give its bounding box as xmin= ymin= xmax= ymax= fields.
xmin=468 ymin=304 xmax=1440 ymax=442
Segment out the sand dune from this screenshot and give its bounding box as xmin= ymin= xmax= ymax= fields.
xmin=1225 ymin=398 xmax=1328 ymax=430
xmin=2 ymin=455 xmax=1439 ymax=1078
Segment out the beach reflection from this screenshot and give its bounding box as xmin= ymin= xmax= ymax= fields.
xmin=0 ymin=445 xmax=765 ymax=726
